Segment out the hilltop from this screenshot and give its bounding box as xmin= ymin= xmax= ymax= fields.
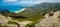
xmin=35 ymin=11 xmax=60 ymax=27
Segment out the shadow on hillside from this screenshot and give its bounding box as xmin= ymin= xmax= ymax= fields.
xmin=0 ymin=10 xmax=27 ymax=19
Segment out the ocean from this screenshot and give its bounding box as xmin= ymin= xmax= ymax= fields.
xmin=0 ymin=5 xmax=24 ymax=13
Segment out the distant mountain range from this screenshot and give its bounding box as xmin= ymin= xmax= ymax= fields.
xmin=18 ymin=3 xmax=60 ymax=18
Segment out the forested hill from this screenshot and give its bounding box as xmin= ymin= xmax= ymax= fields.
xmin=28 ymin=3 xmax=60 ymax=11
xmin=19 ymin=3 xmax=60 ymax=17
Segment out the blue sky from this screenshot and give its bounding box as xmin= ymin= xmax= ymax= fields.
xmin=0 ymin=0 xmax=60 ymax=13
xmin=0 ymin=0 xmax=60 ymax=7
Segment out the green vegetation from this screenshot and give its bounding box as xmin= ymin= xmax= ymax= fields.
xmin=12 ymin=3 xmax=60 ymax=21
xmin=49 ymin=13 xmax=54 ymax=16
xmin=0 ymin=24 xmax=8 ymax=27
xmin=25 ymin=20 xmax=40 ymax=27
xmin=25 ymin=23 xmax=35 ymax=27
xmin=8 ymin=21 xmax=17 ymax=24
xmin=58 ymin=16 xmax=60 ymax=19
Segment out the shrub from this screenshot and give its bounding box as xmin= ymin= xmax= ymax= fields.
xmin=0 ymin=24 xmax=8 ymax=27
xmin=25 ymin=20 xmax=39 ymax=27
xmin=7 ymin=21 xmax=17 ymax=24
xmin=49 ymin=13 xmax=54 ymax=16
xmin=25 ymin=23 xmax=35 ymax=27
xmin=58 ymin=16 xmax=60 ymax=19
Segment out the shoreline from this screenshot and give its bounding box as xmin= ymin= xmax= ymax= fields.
xmin=14 ymin=8 xmax=26 ymax=13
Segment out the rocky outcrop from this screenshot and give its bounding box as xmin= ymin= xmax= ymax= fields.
xmin=0 ymin=14 xmax=18 ymax=27
xmin=0 ymin=14 xmax=12 ymax=24
xmin=17 ymin=21 xmax=32 ymax=27
xmin=4 ymin=24 xmax=18 ymax=27
xmin=35 ymin=11 xmax=60 ymax=27
xmin=0 ymin=14 xmax=32 ymax=27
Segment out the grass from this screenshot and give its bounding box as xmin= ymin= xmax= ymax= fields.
xmin=58 ymin=16 xmax=60 ymax=19
xmin=11 ymin=9 xmax=60 ymax=22
xmin=25 ymin=19 xmax=40 ymax=27
xmin=12 ymin=14 xmax=44 ymax=22
xmin=0 ymin=24 xmax=8 ymax=27
xmin=12 ymin=11 xmax=45 ymax=22
xmin=25 ymin=23 xmax=35 ymax=27
xmin=7 ymin=21 xmax=17 ymax=24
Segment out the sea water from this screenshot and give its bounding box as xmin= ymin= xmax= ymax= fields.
xmin=0 ymin=5 xmax=24 ymax=13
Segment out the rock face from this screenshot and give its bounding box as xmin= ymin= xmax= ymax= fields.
xmin=0 ymin=14 xmax=12 ymax=24
xmin=35 ymin=11 xmax=60 ymax=27
xmin=18 ymin=21 xmax=32 ymax=27
xmin=0 ymin=14 xmax=32 ymax=27
xmin=0 ymin=14 xmax=18 ymax=27
xmin=5 ymin=24 xmax=18 ymax=27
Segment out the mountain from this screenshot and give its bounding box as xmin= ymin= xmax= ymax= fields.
xmin=35 ymin=11 xmax=60 ymax=27
xmin=0 ymin=10 xmax=26 ymax=19
xmin=29 ymin=3 xmax=60 ymax=11
xmin=14 ymin=3 xmax=60 ymax=21
xmin=0 ymin=10 xmax=11 ymax=15
xmin=18 ymin=3 xmax=60 ymax=17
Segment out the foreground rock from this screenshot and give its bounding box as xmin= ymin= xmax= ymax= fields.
xmin=10 ymin=20 xmax=32 ymax=27
xmin=35 ymin=11 xmax=60 ymax=27
xmin=4 ymin=24 xmax=18 ymax=27
xmin=0 ymin=14 xmax=12 ymax=24
xmin=17 ymin=21 xmax=32 ymax=27
xmin=0 ymin=14 xmax=33 ymax=27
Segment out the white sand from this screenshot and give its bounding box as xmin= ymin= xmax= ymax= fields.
xmin=14 ymin=8 xmax=26 ymax=13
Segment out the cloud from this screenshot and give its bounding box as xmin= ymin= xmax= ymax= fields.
xmin=2 ymin=0 xmax=60 ymax=7
xmin=3 ymin=0 xmax=17 ymax=2
xmin=18 ymin=0 xmax=60 ymax=7
xmin=19 ymin=0 xmax=59 ymax=4
xmin=19 ymin=0 xmax=42 ymax=6
xmin=19 ymin=0 xmax=53 ymax=5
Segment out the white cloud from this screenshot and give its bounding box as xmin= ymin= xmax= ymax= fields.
xmin=19 ymin=0 xmax=41 ymax=5
xmin=19 ymin=0 xmax=44 ymax=6
xmin=2 ymin=0 xmax=60 ymax=6
xmin=19 ymin=0 xmax=55 ymax=5
xmin=3 ymin=0 xmax=17 ymax=2
xmin=19 ymin=0 xmax=58 ymax=7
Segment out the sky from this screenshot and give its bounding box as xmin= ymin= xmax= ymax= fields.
xmin=0 ymin=0 xmax=60 ymax=13
xmin=0 ymin=0 xmax=60 ymax=7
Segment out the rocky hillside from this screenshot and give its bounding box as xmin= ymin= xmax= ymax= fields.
xmin=35 ymin=11 xmax=60 ymax=27
xmin=0 ymin=14 xmax=33 ymax=27
xmin=1 ymin=11 xmax=60 ymax=27
xmin=16 ymin=3 xmax=60 ymax=21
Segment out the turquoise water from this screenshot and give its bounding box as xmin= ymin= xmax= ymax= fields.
xmin=0 ymin=5 xmax=24 ymax=12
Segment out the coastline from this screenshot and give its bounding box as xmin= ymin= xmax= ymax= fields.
xmin=14 ymin=8 xmax=26 ymax=13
